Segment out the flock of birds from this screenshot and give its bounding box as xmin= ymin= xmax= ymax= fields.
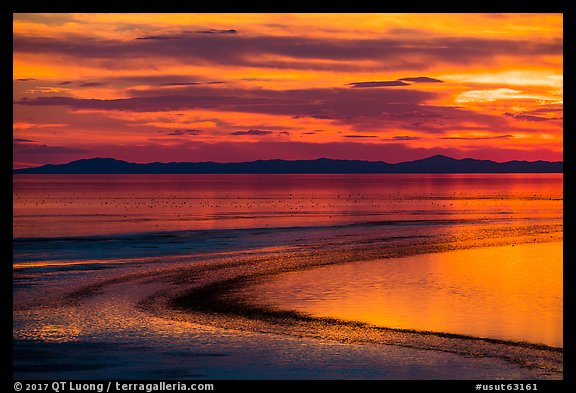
xmin=13 ymin=191 xmax=510 ymax=212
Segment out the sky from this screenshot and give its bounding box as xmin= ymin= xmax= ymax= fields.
xmin=13 ymin=13 xmax=563 ymax=168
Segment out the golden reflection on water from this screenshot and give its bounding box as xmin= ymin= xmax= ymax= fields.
xmin=13 ymin=174 xmax=563 ymax=348
xmin=253 ymin=242 xmax=563 ymax=347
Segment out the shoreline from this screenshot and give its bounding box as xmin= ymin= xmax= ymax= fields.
xmin=15 ymin=226 xmax=563 ymax=379
xmin=133 ymin=234 xmax=563 ymax=377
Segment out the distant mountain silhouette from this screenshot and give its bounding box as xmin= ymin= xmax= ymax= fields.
xmin=13 ymin=155 xmax=563 ymax=174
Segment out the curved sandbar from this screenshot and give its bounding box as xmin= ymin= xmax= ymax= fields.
xmin=100 ymin=226 xmax=564 ymax=377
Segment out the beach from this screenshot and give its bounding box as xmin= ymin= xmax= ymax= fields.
xmin=13 ymin=174 xmax=563 ymax=379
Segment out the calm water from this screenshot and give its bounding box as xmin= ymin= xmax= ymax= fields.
xmin=13 ymin=174 xmax=563 ymax=378
xmin=13 ymin=174 xmax=562 ymax=238
xmin=250 ymin=242 xmax=563 ymax=347
xmin=13 ymin=174 xmax=562 ymax=268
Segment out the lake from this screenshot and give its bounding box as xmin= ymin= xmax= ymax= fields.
xmin=13 ymin=174 xmax=563 ymax=379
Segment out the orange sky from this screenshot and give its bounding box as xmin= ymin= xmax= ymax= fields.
xmin=13 ymin=13 xmax=563 ymax=168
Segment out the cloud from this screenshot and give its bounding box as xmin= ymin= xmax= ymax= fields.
xmin=522 ymin=104 xmax=563 ymax=115
xmin=80 ymin=82 xmax=107 ymax=87
xmin=344 ymin=135 xmax=378 ymax=138
xmin=15 ymin=78 xmax=36 ymax=82
xmin=26 ymin=86 xmax=71 ymax=94
xmin=456 ymin=88 xmax=553 ymax=103
xmin=104 ymin=74 xmax=220 ymax=87
xmin=13 ymin=140 xmax=89 ymax=154
xmin=398 ymin=77 xmax=443 ymax=83
xmin=230 ymin=129 xmax=274 ymax=136
xmin=53 ymin=81 xmax=107 ymax=87
xmin=349 ymin=77 xmax=442 ymax=88
xmin=310 ymin=114 xmax=334 ymax=119
xmin=302 ymin=129 xmax=325 ymax=135
xmin=15 ymin=86 xmax=434 ymax=121
xmin=504 ymin=112 xmax=562 ymax=122
xmin=15 ymin=85 xmax=512 ymax=134
xmin=13 ymin=122 xmax=68 ymax=130
xmin=135 ymin=35 xmax=181 ymax=40
xmin=391 ymin=135 xmax=421 ymax=141
xmin=13 ymin=32 xmax=562 ymax=72
xmin=187 ymin=29 xmax=238 ymax=35
xmin=348 ymin=81 xmax=409 ymax=88
xmin=160 ymin=81 xmax=225 ymax=86
xmin=446 ymin=71 xmax=562 ymax=88
xmin=165 ymin=129 xmax=202 ymax=136
xmin=13 ymin=138 xmax=35 ymax=143
xmin=13 ymin=13 xmax=76 ymax=25
xmin=440 ymin=134 xmax=514 ymax=140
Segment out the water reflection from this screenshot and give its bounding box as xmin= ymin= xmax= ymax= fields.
xmin=13 ymin=174 xmax=562 ymax=238
xmin=252 ymin=242 xmax=563 ymax=347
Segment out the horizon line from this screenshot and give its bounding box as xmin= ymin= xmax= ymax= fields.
xmin=13 ymin=154 xmax=564 ymax=171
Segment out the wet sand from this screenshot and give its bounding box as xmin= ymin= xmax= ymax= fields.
xmin=39 ymin=227 xmax=561 ymax=379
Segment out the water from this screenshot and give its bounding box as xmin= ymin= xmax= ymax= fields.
xmin=249 ymin=242 xmax=563 ymax=347
xmin=13 ymin=174 xmax=562 ymax=238
xmin=13 ymin=174 xmax=563 ymax=379
xmin=13 ymin=174 xmax=562 ymax=266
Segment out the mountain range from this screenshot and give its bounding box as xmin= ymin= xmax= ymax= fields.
xmin=13 ymin=155 xmax=563 ymax=174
